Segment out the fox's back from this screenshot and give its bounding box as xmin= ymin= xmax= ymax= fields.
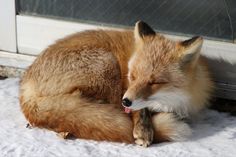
xmin=27 ymin=30 xmax=134 ymax=74
xmin=21 ymin=30 xmax=135 ymax=100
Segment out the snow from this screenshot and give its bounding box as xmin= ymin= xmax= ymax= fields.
xmin=0 ymin=78 xmax=236 ymax=157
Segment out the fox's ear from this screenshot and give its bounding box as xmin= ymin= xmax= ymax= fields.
xmin=180 ymin=36 xmax=203 ymax=67
xmin=134 ymin=21 xmax=156 ymax=42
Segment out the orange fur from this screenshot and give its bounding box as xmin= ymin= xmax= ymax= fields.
xmin=19 ymin=22 xmax=213 ymax=144
xmin=20 ymin=30 xmax=136 ymax=143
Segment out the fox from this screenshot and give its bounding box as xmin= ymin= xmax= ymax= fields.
xmin=19 ymin=21 xmax=213 ymax=147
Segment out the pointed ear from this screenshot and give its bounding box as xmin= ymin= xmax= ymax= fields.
xmin=134 ymin=21 xmax=156 ymax=42
xmin=180 ymin=36 xmax=203 ymax=67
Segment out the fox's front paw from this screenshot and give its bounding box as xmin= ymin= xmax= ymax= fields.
xmin=133 ymin=123 xmax=154 ymax=147
xmin=133 ymin=108 xmax=154 ymax=147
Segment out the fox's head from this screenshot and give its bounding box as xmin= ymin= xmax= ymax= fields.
xmin=122 ymin=21 xmax=203 ymax=115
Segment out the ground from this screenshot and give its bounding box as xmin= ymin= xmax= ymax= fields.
xmin=0 ymin=78 xmax=236 ymax=157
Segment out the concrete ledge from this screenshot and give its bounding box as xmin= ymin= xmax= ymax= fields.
xmin=0 ymin=51 xmax=35 ymax=69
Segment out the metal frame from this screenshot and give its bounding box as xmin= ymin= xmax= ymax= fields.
xmin=0 ymin=0 xmax=17 ymax=53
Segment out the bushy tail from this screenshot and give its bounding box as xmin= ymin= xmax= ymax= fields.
xmin=20 ymin=91 xmax=191 ymax=144
xmin=20 ymin=93 xmax=134 ymax=143
xmin=152 ymin=113 xmax=192 ymax=143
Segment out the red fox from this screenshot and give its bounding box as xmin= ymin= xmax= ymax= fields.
xmin=19 ymin=21 xmax=213 ymax=147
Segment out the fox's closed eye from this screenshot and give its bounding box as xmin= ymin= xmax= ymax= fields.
xmin=148 ymin=80 xmax=168 ymax=85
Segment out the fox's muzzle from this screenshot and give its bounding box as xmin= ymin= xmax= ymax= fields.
xmin=122 ymin=80 xmax=148 ymax=108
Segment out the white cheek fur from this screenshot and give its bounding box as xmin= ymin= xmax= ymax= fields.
xmin=130 ymin=88 xmax=195 ymax=118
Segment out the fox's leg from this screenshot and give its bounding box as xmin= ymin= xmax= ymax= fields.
xmin=132 ymin=108 xmax=154 ymax=147
xmin=57 ymin=132 xmax=70 ymax=139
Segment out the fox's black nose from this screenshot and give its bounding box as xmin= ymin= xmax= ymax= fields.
xmin=122 ymin=98 xmax=132 ymax=107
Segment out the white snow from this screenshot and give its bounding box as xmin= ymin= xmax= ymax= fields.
xmin=0 ymin=78 xmax=236 ymax=157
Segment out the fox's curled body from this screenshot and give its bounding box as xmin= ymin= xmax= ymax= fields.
xmin=19 ymin=22 xmax=213 ymax=144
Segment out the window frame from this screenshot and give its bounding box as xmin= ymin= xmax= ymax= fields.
xmin=0 ymin=0 xmax=17 ymax=53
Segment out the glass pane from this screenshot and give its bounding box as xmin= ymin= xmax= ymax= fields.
xmin=17 ymin=0 xmax=236 ymax=42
